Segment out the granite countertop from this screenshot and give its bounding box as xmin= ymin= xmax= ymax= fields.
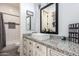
xmin=23 ymin=34 xmax=79 ymax=56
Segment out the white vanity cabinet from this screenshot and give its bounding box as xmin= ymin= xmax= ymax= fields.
xmin=47 ymin=48 xmax=66 ymax=56
xmin=23 ymin=37 xmax=67 ymax=56
xmin=23 ymin=38 xmax=47 ymax=56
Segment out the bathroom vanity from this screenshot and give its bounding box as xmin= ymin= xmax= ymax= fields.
xmin=22 ymin=34 xmax=79 ymax=56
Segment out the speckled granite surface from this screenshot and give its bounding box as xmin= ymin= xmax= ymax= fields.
xmin=23 ymin=34 xmax=79 ymax=56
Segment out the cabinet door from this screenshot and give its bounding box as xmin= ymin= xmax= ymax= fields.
xmin=23 ymin=48 xmax=27 ymax=56
xmin=27 ymin=48 xmax=33 ymax=56
xmin=23 ymin=38 xmax=28 ymax=49
xmin=33 ymin=42 xmax=47 ymax=56
xmin=34 ymin=49 xmax=44 ymax=56
xmin=27 ymin=39 xmax=35 ymax=56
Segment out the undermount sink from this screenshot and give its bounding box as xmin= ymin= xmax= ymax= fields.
xmin=31 ymin=33 xmax=50 ymax=40
xmin=26 ymin=31 xmax=36 ymax=36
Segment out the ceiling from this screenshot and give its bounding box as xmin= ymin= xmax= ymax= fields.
xmin=0 ymin=3 xmax=20 ymax=8
xmin=7 ymin=3 xmax=20 ymax=7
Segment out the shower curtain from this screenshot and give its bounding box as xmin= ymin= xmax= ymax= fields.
xmin=0 ymin=12 xmax=6 ymax=50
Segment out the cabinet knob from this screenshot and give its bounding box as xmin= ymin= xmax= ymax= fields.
xmin=29 ymin=42 xmax=31 ymax=44
xmin=37 ymin=46 xmax=39 ymax=48
xmin=29 ymin=50 xmax=31 ymax=52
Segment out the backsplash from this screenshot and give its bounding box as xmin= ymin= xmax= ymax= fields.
xmin=50 ymin=34 xmax=70 ymax=41
xmin=50 ymin=35 xmax=64 ymax=40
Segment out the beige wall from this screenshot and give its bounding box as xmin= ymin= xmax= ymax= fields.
xmin=0 ymin=3 xmax=20 ymax=16
xmin=0 ymin=3 xmax=20 ymax=45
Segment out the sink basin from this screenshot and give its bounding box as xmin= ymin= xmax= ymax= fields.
xmin=26 ymin=31 xmax=36 ymax=36
xmin=31 ymin=33 xmax=50 ymax=40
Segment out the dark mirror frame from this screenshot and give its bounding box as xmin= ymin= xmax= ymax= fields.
xmin=40 ymin=3 xmax=58 ymax=34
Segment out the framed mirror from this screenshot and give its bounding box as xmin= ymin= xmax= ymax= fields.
xmin=26 ymin=10 xmax=33 ymax=30
xmin=40 ymin=3 xmax=58 ymax=34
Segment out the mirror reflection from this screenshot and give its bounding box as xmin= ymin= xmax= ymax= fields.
xmin=40 ymin=3 xmax=58 ymax=34
xmin=26 ymin=10 xmax=33 ymax=31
